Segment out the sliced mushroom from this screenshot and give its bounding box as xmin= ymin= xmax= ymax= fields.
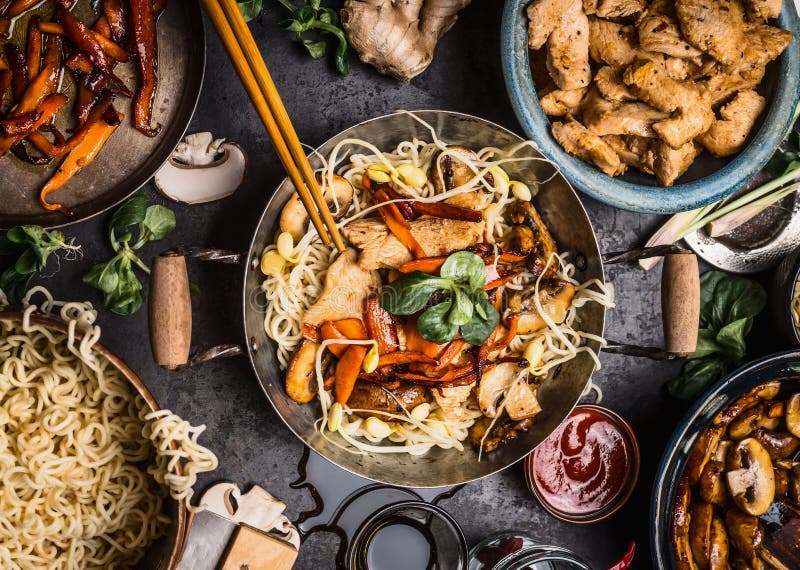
xmin=714 ymin=439 xmax=733 ymax=463
xmin=708 ymin=515 xmax=729 ymax=570
xmin=687 ymin=425 xmax=725 ymax=484
xmin=154 ymin=132 xmax=247 ymax=204
xmin=672 ymin=476 xmax=699 ymax=570
xmin=787 ymin=394 xmax=800 ymax=438
xmin=504 ymin=380 xmax=542 ymax=421
xmin=689 ymin=502 xmax=714 ymax=568
xmin=757 ymin=547 xmax=793 ymax=570
xmin=724 ymin=509 xmax=763 ymax=565
xmin=726 ymin=438 xmax=775 ymax=516
xmin=507 ymin=201 xmax=559 ymax=278
xmin=700 ymin=460 xmax=729 ymax=505
xmin=503 ymin=280 xmax=576 ymax=334
xmin=714 ymin=382 xmax=781 ymax=427
xmin=279 ymin=174 xmax=354 ymax=242
xmin=285 ymin=340 xmax=319 ymax=404
xmin=430 ymin=145 xmax=487 ymax=192
xmin=750 ymin=428 xmax=800 ymax=460
xmin=774 ymin=468 xmax=789 ymax=496
xmin=477 ymin=362 xmax=520 ymax=417
xmin=728 ymin=405 xmax=765 ymax=440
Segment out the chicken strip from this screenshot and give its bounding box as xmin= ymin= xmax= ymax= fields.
xmin=539 ymin=86 xmax=588 ymax=116
xmin=527 ymin=0 xmax=578 ymax=49
xmin=342 ymin=216 xmax=485 ymax=270
xmin=697 ymin=89 xmax=766 ymax=157
xmin=743 ymin=24 xmax=792 ymax=66
xmin=588 ymin=17 xmax=639 ymax=68
xmin=552 ymin=119 xmax=625 ymax=176
xmin=675 ymin=0 xmax=747 ymax=65
xmin=582 ymin=87 xmax=669 ymax=137
xmin=653 ymin=140 xmax=700 ymax=186
xmin=546 ymin=0 xmax=592 ymax=90
xmin=743 ymin=0 xmax=782 ymax=21
xmin=583 ymin=0 xmax=644 ymax=19
xmin=638 ymin=14 xmax=703 ymax=59
xmin=302 ymin=248 xmax=381 ymax=326
xmin=604 ymin=134 xmax=656 ymax=174
xmin=697 ymin=61 xmax=765 ymax=105
xmin=623 ymin=60 xmax=714 ymax=148
xmin=432 ymin=383 xmax=475 ymax=421
xmin=594 ymin=66 xmax=636 ymax=102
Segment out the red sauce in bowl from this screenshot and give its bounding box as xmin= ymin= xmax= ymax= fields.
xmin=527 ymin=406 xmax=637 ymax=520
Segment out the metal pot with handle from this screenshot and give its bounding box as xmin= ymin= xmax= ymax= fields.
xmin=147 ymin=110 xmax=700 ymax=488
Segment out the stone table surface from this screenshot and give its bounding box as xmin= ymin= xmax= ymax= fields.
xmin=26 ymin=1 xmax=792 ymax=569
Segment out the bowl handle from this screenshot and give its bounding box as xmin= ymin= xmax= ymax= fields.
xmin=149 ymin=248 xmax=245 ymax=369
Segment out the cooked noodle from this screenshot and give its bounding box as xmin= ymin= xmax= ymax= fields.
xmin=261 ymin=113 xmax=614 ymax=457
xmin=0 ymin=288 xmax=217 ymax=569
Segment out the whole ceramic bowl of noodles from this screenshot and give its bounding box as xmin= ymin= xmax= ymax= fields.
xmin=501 ymin=0 xmax=800 ymax=214
xmin=243 ymin=110 xmax=610 ymax=487
xmin=0 ymin=308 xmax=188 ymax=569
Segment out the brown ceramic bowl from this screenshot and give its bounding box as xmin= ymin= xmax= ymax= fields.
xmin=0 ymin=311 xmax=188 ymax=569
xmin=523 ymin=405 xmax=640 ymax=524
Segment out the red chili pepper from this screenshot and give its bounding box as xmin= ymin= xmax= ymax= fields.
xmin=607 ymin=542 xmax=636 ymax=570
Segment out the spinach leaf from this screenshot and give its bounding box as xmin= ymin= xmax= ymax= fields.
xmin=460 ymin=296 xmax=499 ymax=346
xmin=0 ymin=226 xmax=80 ymax=305
xmin=380 ymin=272 xmax=450 ymax=315
xmin=418 ymin=301 xmax=459 ymax=344
xmin=83 ymin=192 xmax=176 ymax=316
xmin=669 ymin=271 xmax=766 ymax=399
xmin=238 ymin=0 xmax=264 ymax=21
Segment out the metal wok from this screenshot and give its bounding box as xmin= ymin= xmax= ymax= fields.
xmin=150 ymin=110 xmax=693 ymax=487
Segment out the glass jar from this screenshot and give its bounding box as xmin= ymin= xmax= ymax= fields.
xmin=469 ymin=532 xmax=590 ymax=570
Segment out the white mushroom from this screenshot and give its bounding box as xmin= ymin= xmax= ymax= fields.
xmin=279 ymin=174 xmax=354 ymax=243
xmin=154 ymin=132 xmax=247 ymax=204
xmin=726 ymin=438 xmax=775 ymax=516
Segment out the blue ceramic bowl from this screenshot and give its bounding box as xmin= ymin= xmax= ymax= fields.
xmin=649 ymin=351 xmax=800 ymax=568
xmin=501 ymin=0 xmax=800 ymax=213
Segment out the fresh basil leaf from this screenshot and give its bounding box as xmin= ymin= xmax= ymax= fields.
xmin=699 ymin=271 xmax=727 ymax=328
xmin=302 ymin=39 xmax=327 ymax=59
xmin=380 ymin=272 xmax=452 ymax=316
xmin=109 ymin=192 xmax=147 ymax=231
xmin=237 ymin=0 xmax=263 ymax=21
xmin=716 ymin=317 xmax=751 ymax=361
xmin=460 ymin=297 xmax=499 ymax=346
xmin=688 ymin=328 xmax=724 ymax=360
xmin=440 ymin=251 xmax=486 ymax=289
xmin=449 ymin=287 xmax=474 ymax=326
xmin=667 ymin=357 xmax=728 ymax=399
xmin=137 ymin=205 xmax=177 ymax=246
xmin=418 ymin=301 xmax=458 ymax=344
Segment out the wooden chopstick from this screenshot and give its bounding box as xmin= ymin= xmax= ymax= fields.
xmin=200 ymin=0 xmax=346 ymax=252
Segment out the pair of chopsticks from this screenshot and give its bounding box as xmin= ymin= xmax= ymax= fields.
xmin=200 ymin=0 xmax=345 ymax=252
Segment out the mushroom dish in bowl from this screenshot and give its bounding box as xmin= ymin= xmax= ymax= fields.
xmin=651 ymin=351 xmax=800 ymax=569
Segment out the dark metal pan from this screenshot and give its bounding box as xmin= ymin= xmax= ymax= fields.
xmin=0 ymin=0 xmax=205 ymax=229
xmin=147 ymin=111 xmax=700 ymax=487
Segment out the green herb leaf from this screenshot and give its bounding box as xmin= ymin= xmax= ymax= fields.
xmin=380 ymin=272 xmax=452 ymax=315
xmin=417 ymin=301 xmax=459 ymax=344
xmin=83 ymin=250 xmax=144 ymax=316
xmin=237 ymin=0 xmax=264 ymax=21
xmin=302 ymin=39 xmax=327 ymax=58
xmin=273 ymin=0 xmax=350 ymax=74
xmin=668 ymin=357 xmax=728 ymax=399
xmin=715 ymin=317 xmax=751 ymax=361
xmin=449 ymin=287 xmax=474 ymax=326
xmin=109 ymin=192 xmax=148 ymax=231
xmin=440 ymin=251 xmax=486 ymax=289
xmin=0 ymin=267 xmax=32 ymax=305
xmin=688 ymin=328 xmax=724 ymax=360
xmin=138 ymin=205 xmax=177 ymax=245
xmin=460 ymin=296 xmax=499 ymax=346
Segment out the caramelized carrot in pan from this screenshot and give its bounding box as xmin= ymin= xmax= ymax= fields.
xmin=39 ymin=108 xmax=123 ymax=216
xmin=411 ymin=201 xmax=482 ymax=222
xmin=55 ymin=8 xmax=114 ymax=76
xmin=364 ymin=296 xmax=399 ymax=355
xmin=302 ymin=323 xmax=322 ymax=343
xmin=334 ymin=345 xmax=368 ymax=405
xmin=377 ymin=351 xmax=438 ymax=367
xmin=39 ymin=21 xmax=130 ymax=63
xmin=320 ymin=321 xmax=349 ymax=358
xmin=11 ymin=38 xmax=61 ymax=117
xmin=28 ymin=93 xmax=113 ymax=157
xmin=5 ymin=0 xmax=41 ymax=18
xmin=4 ymin=43 xmax=27 ymax=101
xmin=0 ymin=69 xmax=10 ymax=99
xmin=373 ymin=188 xmax=426 ymax=258
xmin=104 ymin=0 xmax=126 ymax=43
xmin=332 ymin=318 xmax=368 ymax=340
xmin=26 ymin=16 xmax=41 ymax=81
xmin=0 ymin=92 xmax=66 ymax=156
xmin=398 ymin=256 xmax=447 ymax=274
xmin=0 ymin=111 xmax=41 ymax=136
xmin=129 ymin=0 xmax=160 ymax=136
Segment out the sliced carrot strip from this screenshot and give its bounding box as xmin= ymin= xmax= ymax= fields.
xmin=377 ymin=351 xmax=438 ymax=367
xmin=363 ymin=295 xmax=399 ymax=355
xmin=335 ymin=345 xmax=368 ymax=405
xmin=398 ymin=256 xmax=447 ymax=274
xmin=333 ymin=318 xmax=367 ymax=340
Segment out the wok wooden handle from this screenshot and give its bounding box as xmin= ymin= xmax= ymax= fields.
xmin=149 ymin=255 xmax=192 ymax=369
xmin=661 ymin=253 xmax=700 ymax=356
xmin=221 ymin=527 xmax=298 ymax=570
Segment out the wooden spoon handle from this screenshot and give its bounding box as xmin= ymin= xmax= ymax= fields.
xmin=661 ymin=253 xmax=700 ymax=356
xmin=149 ymin=255 xmax=192 ymax=369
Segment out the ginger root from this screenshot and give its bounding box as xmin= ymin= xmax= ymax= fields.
xmin=341 ymin=0 xmax=471 ymax=81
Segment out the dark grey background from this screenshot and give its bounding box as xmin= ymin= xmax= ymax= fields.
xmin=6 ymin=1 xmax=787 ymax=568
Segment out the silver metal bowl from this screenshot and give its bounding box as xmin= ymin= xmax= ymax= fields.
xmin=242 ymin=111 xmax=605 ymax=487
